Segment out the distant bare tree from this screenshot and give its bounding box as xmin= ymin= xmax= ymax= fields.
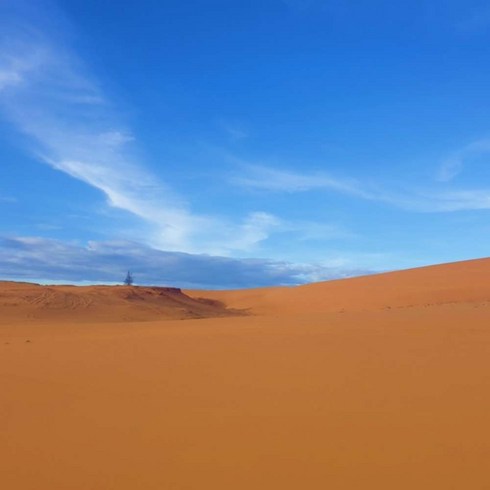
xmin=124 ymin=271 xmax=134 ymax=286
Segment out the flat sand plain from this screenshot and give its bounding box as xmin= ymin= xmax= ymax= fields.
xmin=2 ymin=258 xmax=490 ymax=489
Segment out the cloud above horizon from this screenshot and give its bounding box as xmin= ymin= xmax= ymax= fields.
xmin=232 ymin=163 xmax=490 ymax=213
xmin=0 ymin=236 xmax=372 ymax=289
xmin=437 ymin=138 xmax=490 ymax=182
xmin=231 ymin=163 xmax=372 ymax=197
xmin=0 ymin=3 xmax=282 ymax=256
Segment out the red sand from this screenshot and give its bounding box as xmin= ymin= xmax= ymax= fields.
xmin=2 ymin=258 xmax=490 ymax=489
xmin=0 ymin=282 xmax=238 ymax=323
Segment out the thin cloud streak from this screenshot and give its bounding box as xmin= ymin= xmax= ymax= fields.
xmin=232 ymin=163 xmax=374 ymax=197
xmin=219 ymin=120 xmax=249 ymax=141
xmin=457 ymin=5 xmax=490 ymax=33
xmin=233 ymin=163 xmax=490 ymax=213
xmin=437 ymin=138 xmax=490 ymax=182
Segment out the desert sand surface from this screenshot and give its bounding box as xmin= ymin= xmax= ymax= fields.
xmin=2 ymin=258 xmax=490 ymax=489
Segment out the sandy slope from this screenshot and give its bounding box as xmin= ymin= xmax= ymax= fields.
xmin=186 ymin=257 xmax=490 ymax=315
xmin=2 ymin=258 xmax=490 ymax=489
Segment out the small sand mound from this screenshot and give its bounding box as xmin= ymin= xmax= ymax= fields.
xmin=0 ymin=282 xmax=244 ymax=324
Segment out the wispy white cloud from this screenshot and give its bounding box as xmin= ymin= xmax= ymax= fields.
xmin=456 ymin=5 xmax=490 ymax=34
xmin=437 ymin=138 xmax=490 ymax=182
xmin=231 ymin=162 xmax=374 ymax=197
xmin=422 ymin=189 xmax=490 ymax=212
xmin=283 ymin=220 xmax=353 ymax=241
xmin=0 ymin=5 xmax=284 ymax=256
xmin=0 ymin=194 xmax=17 ymax=203
xmin=232 ymin=162 xmax=490 ymax=213
xmin=219 ymin=120 xmax=249 ymax=141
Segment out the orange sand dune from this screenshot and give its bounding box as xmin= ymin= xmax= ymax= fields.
xmin=2 ymin=258 xmax=490 ymax=489
xmin=187 ymin=257 xmax=490 ymax=314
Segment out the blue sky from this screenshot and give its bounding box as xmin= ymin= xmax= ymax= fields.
xmin=1 ymin=0 xmax=490 ymax=288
